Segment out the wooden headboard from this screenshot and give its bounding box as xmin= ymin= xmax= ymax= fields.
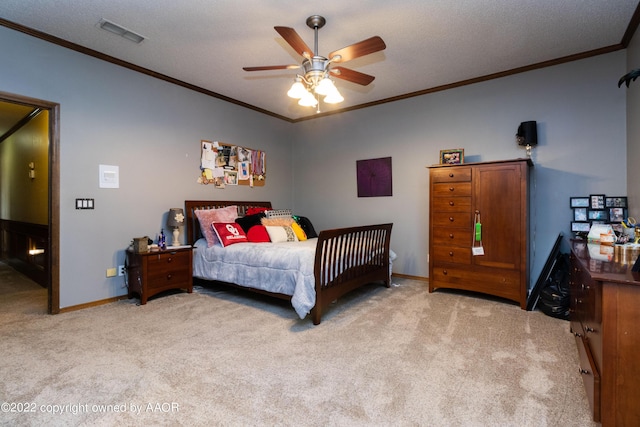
xmin=184 ymin=200 xmax=272 ymax=245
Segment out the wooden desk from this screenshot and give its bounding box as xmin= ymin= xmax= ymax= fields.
xmin=569 ymin=240 xmax=640 ymax=426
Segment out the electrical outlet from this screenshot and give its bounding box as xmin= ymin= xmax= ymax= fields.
xmin=118 ymin=265 xmax=126 ymax=276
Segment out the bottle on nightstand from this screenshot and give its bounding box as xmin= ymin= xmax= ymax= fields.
xmin=159 ymin=229 xmax=166 ymax=250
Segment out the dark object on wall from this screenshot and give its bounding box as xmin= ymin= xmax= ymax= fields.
xmin=618 ymin=68 xmax=640 ymax=87
xmin=516 ymin=121 xmax=537 ymax=147
xmin=356 ymin=157 xmax=392 ymax=197
xmin=527 ymin=232 xmax=563 ymax=311
xmin=538 ymin=252 xmax=571 ymax=320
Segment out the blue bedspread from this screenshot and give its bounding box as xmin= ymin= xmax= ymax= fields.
xmin=192 ymin=238 xmax=318 ymax=319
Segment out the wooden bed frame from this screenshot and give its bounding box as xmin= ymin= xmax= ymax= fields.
xmin=185 ymin=200 xmax=393 ymax=324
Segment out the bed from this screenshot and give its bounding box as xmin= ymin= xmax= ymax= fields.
xmin=185 ymin=200 xmax=393 ymax=324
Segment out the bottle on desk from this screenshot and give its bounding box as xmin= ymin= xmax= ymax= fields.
xmin=159 ymin=229 xmax=166 ymax=250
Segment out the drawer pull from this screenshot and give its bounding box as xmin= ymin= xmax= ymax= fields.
xmin=449 ymin=251 xmax=454 ymax=256
xmin=449 ymin=217 xmax=454 ymax=222
xmin=449 ymin=187 xmax=454 ymax=192
xmin=579 ymin=367 xmax=590 ymax=376
xmin=573 ymin=331 xmax=583 ymax=338
xmin=167 ymin=257 xmax=173 ymax=263
xmin=585 ymin=326 xmax=595 ymax=333
xmin=166 ymin=274 xmax=172 ymax=280
xmin=449 ymin=233 xmax=454 ymax=238
xmin=449 ymin=173 xmax=454 ymax=178
xmin=449 ymin=201 xmax=454 ymax=206
xmin=442 ymin=269 xmax=448 ymax=275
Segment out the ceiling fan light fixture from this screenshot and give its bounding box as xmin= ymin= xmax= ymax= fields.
xmin=244 ymin=15 xmax=386 ymax=111
xmin=298 ymin=91 xmax=318 ymax=107
xmin=314 ymin=77 xmax=335 ymax=95
xmin=323 ymin=87 xmax=344 ymax=104
xmin=287 ymin=78 xmax=307 ymax=99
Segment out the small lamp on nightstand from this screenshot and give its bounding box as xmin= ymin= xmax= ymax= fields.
xmin=167 ymin=208 xmax=185 ymax=246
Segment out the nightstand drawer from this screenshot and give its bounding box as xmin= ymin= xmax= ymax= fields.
xmin=147 ymin=250 xmax=190 ymax=268
xmin=147 ymin=268 xmax=191 ymax=289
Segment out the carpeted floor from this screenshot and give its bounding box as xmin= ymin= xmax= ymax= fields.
xmin=0 ymin=261 xmax=596 ymax=426
xmin=0 ymin=261 xmax=48 ymax=327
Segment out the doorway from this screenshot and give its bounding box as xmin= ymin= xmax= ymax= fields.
xmin=0 ymin=91 xmax=60 ymax=314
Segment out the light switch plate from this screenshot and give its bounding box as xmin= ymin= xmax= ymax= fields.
xmin=99 ymin=164 xmax=119 ymax=188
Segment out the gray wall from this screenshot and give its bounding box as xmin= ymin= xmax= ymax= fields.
xmin=0 ymin=26 xmax=293 ymax=308
xmin=0 ymin=22 xmax=632 ymax=308
xmin=291 ymin=52 xmax=627 ymax=287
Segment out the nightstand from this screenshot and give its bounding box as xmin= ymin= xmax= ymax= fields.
xmin=126 ymin=246 xmax=193 ymax=304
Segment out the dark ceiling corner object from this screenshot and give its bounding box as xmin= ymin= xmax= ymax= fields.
xmin=618 ymin=68 xmax=640 ymax=87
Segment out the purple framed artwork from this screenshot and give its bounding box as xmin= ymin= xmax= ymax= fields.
xmin=357 ymin=157 xmax=392 ymax=197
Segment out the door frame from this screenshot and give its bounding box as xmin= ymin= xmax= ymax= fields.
xmin=0 ymin=90 xmax=60 ymax=313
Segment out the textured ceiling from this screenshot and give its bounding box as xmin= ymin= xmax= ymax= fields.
xmin=0 ymin=1 xmax=639 ymax=122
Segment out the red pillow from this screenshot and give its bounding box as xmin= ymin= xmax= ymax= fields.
xmin=211 ymin=223 xmax=248 ymax=247
xmin=246 ymin=207 xmax=270 ymax=216
xmin=246 ymin=225 xmax=271 ymax=242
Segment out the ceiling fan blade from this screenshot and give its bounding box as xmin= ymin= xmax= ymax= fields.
xmin=330 ymin=67 xmax=375 ymax=86
xmin=329 ymin=36 xmax=386 ymax=63
xmin=274 ymin=26 xmax=313 ymax=58
xmin=243 ymin=65 xmax=300 ymax=71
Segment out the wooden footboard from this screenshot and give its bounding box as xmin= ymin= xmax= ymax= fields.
xmin=311 ymin=223 xmax=393 ymax=325
xmin=184 ymin=200 xmax=392 ymax=325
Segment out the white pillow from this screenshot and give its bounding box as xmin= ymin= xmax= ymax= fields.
xmin=265 ymin=225 xmax=297 ymax=243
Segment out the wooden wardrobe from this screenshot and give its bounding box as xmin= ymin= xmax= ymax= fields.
xmin=428 ymin=158 xmax=532 ymax=308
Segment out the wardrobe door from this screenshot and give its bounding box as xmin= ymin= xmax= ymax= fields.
xmin=472 ymin=163 xmax=525 ymax=271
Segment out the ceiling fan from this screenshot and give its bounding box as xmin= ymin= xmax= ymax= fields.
xmin=243 ymin=15 xmax=386 ymax=108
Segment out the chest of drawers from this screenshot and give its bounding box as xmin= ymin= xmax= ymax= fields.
xmin=428 ymin=159 xmax=531 ymax=308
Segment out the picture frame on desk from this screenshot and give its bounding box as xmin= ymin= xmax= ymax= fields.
xmin=573 ymin=240 xmax=587 ymax=258
xmin=439 ymin=148 xmax=464 ymax=165
xmin=573 ymin=207 xmax=587 ymax=221
xmin=588 ymin=209 xmax=608 ymax=221
xmin=590 ymin=194 xmax=606 ymax=209
xmin=606 ymin=196 xmax=627 ymax=208
xmin=609 ymin=207 xmax=626 ymax=222
xmin=570 ymin=197 xmax=589 ymax=208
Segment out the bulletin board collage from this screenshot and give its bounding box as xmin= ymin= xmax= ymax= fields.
xmin=198 ymin=140 xmax=266 ymax=188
